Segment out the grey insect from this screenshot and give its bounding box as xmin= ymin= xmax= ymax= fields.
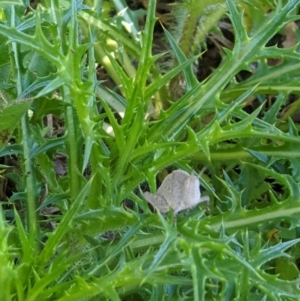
xmin=144 ymin=170 xmax=209 ymax=214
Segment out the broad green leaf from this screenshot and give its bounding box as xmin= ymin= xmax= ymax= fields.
xmin=0 ymin=100 xmax=31 ymax=148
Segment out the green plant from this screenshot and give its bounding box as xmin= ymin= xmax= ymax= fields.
xmin=0 ymin=0 xmax=300 ymax=300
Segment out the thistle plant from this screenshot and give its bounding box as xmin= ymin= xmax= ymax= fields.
xmin=0 ymin=0 xmax=300 ymax=300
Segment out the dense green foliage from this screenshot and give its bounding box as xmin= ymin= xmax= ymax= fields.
xmin=1 ymin=0 xmax=300 ymax=300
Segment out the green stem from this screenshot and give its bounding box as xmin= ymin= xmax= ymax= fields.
xmin=10 ymin=6 xmax=39 ymax=249
xmin=59 ymin=0 xmax=82 ymax=201
xmin=63 ymin=87 xmax=81 ymax=201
